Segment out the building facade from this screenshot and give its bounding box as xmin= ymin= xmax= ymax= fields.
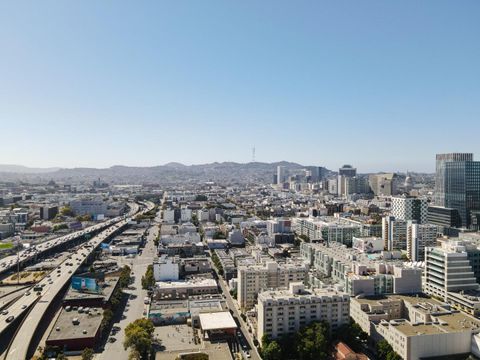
xmin=434 ymin=153 xmax=480 ymax=228
xmin=237 ymin=261 xmax=308 ymax=310
xmin=257 ymin=283 xmax=349 ymax=340
xmin=391 ymin=196 xmax=428 ymax=224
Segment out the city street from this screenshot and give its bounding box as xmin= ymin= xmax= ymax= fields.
xmin=211 ymin=259 xmax=261 ymax=360
xmin=96 ymin=221 xmax=158 ymax=360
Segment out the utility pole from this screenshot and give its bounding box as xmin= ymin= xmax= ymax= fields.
xmin=17 ymin=247 xmax=20 ymax=285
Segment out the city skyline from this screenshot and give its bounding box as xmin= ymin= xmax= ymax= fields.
xmin=0 ymin=154 xmax=476 ymax=174
xmin=1 ymin=1 xmax=479 ymax=172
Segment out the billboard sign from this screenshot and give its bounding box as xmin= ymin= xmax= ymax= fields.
xmin=71 ymin=276 xmax=100 ymax=294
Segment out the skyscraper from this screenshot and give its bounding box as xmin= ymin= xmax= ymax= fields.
xmin=276 ymin=165 xmax=286 ymax=185
xmin=339 ymin=164 xmax=356 ymax=177
xmin=434 ymin=153 xmax=480 ymax=228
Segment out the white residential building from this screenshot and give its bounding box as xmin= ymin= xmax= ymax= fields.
xmin=424 ymin=240 xmax=480 ymax=315
xmin=406 ymin=221 xmax=438 ymax=261
xmin=382 ymin=216 xmax=407 ymax=251
xmin=351 ymin=295 xmax=480 ymax=360
xmin=257 ymin=283 xmax=349 ymax=340
xmin=294 ymin=217 xmax=361 ymax=246
xmin=163 ymin=209 xmax=175 ymax=223
xmin=153 ymin=256 xmax=180 ymax=281
xmin=300 ymin=242 xmax=422 ymax=296
xmin=237 ymin=261 xmax=308 ymax=310
xmin=181 ymin=208 xmax=192 ymax=222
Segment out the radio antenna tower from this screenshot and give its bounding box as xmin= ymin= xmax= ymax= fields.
xmin=252 ymin=146 xmax=256 ymax=162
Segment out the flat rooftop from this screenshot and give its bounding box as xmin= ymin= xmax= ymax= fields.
xmin=64 ymin=276 xmax=119 ymax=302
xmin=157 ymin=278 xmax=217 ymax=289
xmin=356 ymin=294 xmax=480 ymax=335
xmin=47 ymin=307 xmax=103 ymax=341
xmin=199 ymin=311 xmax=237 ymax=331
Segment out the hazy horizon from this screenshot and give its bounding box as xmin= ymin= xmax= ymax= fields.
xmin=0 ymin=159 xmax=443 ymax=174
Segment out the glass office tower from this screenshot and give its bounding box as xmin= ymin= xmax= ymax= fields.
xmin=434 ymin=153 xmax=480 ymax=228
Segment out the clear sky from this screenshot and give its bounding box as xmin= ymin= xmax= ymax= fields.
xmin=1 ymin=1 xmax=479 ymax=172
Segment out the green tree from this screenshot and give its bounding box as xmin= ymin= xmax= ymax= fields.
xmin=211 ymin=251 xmax=224 ymax=276
xmin=377 ymin=339 xmax=393 ymax=359
xmin=102 ymin=308 xmax=114 ymax=330
xmin=387 ymin=352 xmax=403 ymax=360
xmin=119 ymin=265 xmax=132 ymax=288
xmin=124 ymin=319 xmax=155 ymax=359
xmin=81 ymin=348 xmax=94 ymax=360
xmin=334 ymin=319 xmax=368 ymax=352
xmin=141 ymin=265 xmax=155 ymax=289
xmin=262 ymin=340 xmax=282 ymax=360
xmin=60 ymin=206 xmax=74 ymax=217
xmin=295 ymin=321 xmax=330 ymax=360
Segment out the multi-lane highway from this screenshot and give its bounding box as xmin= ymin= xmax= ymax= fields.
xmin=2 ymin=201 xmax=154 ymax=360
xmin=0 ymin=203 xmax=140 ymax=275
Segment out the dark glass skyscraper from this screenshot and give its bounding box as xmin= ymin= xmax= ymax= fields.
xmin=434 ymin=153 xmax=480 ymax=228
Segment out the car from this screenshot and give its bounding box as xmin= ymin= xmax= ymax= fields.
xmin=21 ymin=304 xmax=27 ymax=310
xmin=5 ymin=316 xmax=14 ymax=323
xmin=108 ymin=337 xmax=116 ymax=343
xmin=245 ymin=351 xmax=251 ymax=358
xmin=1 ymin=310 xmax=8 ymax=315
xmin=25 ymin=292 xmax=31 ymax=296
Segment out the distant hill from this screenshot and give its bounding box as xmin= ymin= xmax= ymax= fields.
xmin=0 ymin=161 xmax=330 ymax=185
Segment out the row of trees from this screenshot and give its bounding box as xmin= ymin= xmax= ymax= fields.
xmin=376 ymin=340 xmax=402 ymax=360
xmin=142 ymin=264 xmax=155 ymax=289
xmin=35 ymin=346 xmax=94 ymax=360
xmin=262 ymin=321 xmax=330 ymax=360
xmin=211 ymin=251 xmax=224 ymax=276
xmin=261 ymin=319 xmax=373 ymax=360
xmin=103 ymin=266 xmax=131 ymax=331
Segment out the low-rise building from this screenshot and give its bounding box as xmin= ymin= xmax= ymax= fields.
xmin=350 ymin=294 xmax=480 ymax=360
xmin=294 ymin=217 xmax=361 ymax=246
xmin=46 ymin=306 xmax=103 ymax=351
xmin=301 ymin=242 xmax=422 ymax=296
xmin=154 ymin=278 xmax=218 ymax=300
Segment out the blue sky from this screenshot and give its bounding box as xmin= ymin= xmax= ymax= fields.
xmin=0 ymin=1 xmax=479 ymax=172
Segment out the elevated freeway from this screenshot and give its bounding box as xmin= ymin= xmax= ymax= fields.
xmin=2 ymin=201 xmax=154 ymax=359
xmin=0 ymin=202 xmax=141 ymax=276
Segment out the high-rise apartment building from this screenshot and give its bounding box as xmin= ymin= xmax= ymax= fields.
xmin=434 ymin=153 xmax=480 ymax=228
xmin=391 ymin=195 xmax=428 ymax=224
xmin=382 ymin=216 xmax=407 ymax=251
xmin=406 ymin=221 xmax=437 ymax=261
xmin=237 ymin=261 xmax=307 ymax=310
xmin=257 ymin=283 xmax=349 ymax=340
